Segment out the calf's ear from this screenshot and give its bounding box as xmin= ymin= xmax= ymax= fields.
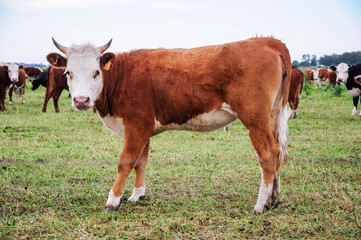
xmin=47 ymin=53 xmax=67 ymax=67
xmin=348 ymin=66 xmax=354 ymax=73
xmin=100 ymin=52 xmax=116 ymax=71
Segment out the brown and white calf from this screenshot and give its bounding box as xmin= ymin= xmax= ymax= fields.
xmin=313 ymin=68 xmax=329 ymax=88
xmin=289 ymin=67 xmax=304 ymax=118
xmin=47 ymin=37 xmax=291 ymax=214
xmin=42 ymin=66 xmax=69 ymax=113
xmin=9 ymin=66 xmax=26 ymax=104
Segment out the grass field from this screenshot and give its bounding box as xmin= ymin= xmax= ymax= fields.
xmin=0 ymin=82 xmax=360 ymax=239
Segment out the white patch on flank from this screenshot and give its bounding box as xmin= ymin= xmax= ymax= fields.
xmin=352 ymin=106 xmax=357 ymax=116
xmin=101 ymin=115 xmax=125 ymax=139
xmin=348 ymin=88 xmax=361 ymax=97
xmin=105 ymin=189 xmax=122 ymax=207
xmin=276 ymin=106 xmax=289 ymax=164
xmin=128 ymin=186 xmax=145 ymax=202
xmin=254 ymin=168 xmax=273 ymax=214
xmin=154 ymin=102 xmax=237 ymax=134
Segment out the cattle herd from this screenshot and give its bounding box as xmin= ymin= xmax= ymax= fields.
xmin=0 ymin=37 xmax=361 ymax=214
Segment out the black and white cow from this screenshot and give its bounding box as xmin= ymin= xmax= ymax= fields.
xmin=336 ymin=63 xmax=361 ymax=116
xmin=31 ymin=71 xmax=47 ymax=90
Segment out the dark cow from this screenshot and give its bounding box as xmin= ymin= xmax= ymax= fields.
xmin=24 ymin=67 xmax=43 ymax=79
xmin=42 ymin=66 xmax=69 ymax=113
xmin=9 ymin=66 xmax=26 ymax=104
xmin=289 ymin=67 xmax=304 ymax=118
xmin=0 ymin=66 xmax=13 ymax=110
xmin=47 ymin=37 xmax=292 ymax=214
xmin=336 ymin=63 xmax=361 ymax=116
xmin=31 ymin=71 xmax=47 ymax=90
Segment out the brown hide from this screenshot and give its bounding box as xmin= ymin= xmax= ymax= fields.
xmin=24 ymin=67 xmax=42 ymax=78
xmin=317 ymin=68 xmax=328 ymax=79
xmin=9 ymin=68 xmax=26 ymax=103
xmin=304 ymin=69 xmax=314 ymax=80
xmin=42 ymin=66 xmax=68 ymax=113
xmin=289 ymin=68 xmax=304 ymax=118
xmin=0 ymin=66 xmax=12 ymax=110
xmin=97 ymin=38 xmax=291 ymax=126
xmin=324 ymin=71 xmax=337 ymax=87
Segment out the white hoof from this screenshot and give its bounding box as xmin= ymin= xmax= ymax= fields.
xmin=254 ymin=203 xmax=265 ymax=214
xmin=105 ymin=189 xmax=122 ymax=209
xmin=9 ymin=101 xmax=13 ymax=105
xmin=128 ymin=186 xmax=145 ymax=202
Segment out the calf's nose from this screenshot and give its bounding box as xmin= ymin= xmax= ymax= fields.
xmin=11 ymin=78 xmax=18 ymax=82
xmin=73 ymin=96 xmax=90 ymax=107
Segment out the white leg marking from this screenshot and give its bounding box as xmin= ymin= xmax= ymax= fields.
xmin=128 ymin=186 xmax=146 ymax=202
xmin=277 ymin=106 xmax=289 ymax=164
xmin=105 ymin=189 xmax=122 ymax=207
xmin=254 ymin=169 xmax=273 ymax=214
xmin=9 ymin=101 xmax=13 ymax=105
xmin=352 ymin=106 xmax=357 ymax=116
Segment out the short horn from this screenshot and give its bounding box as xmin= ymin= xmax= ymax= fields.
xmin=52 ymin=37 xmax=68 ymax=54
xmin=98 ymin=39 xmax=112 ymax=53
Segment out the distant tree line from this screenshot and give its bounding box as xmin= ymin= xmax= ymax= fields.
xmin=0 ymin=62 xmax=48 ymax=68
xmin=292 ymin=51 xmax=361 ymax=68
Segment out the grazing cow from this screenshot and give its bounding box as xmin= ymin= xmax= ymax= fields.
xmin=24 ymin=67 xmax=43 ymax=79
xmin=289 ymin=67 xmax=304 ymax=118
xmin=47 ymin=37 xmax=292 ymax=214
xmin=9 ymin=66 xmax=26 ymax=104
xmin=0 ymin=65 xmax=13 ymax=110
xmin=336 ymin=63 xmax=361 ymax=116
xmin=42 ymin=66 xmax=69 ymax=113
xmin=31 ymin=71 xmax=47 ymax=90
xmin=313 ymin=68 xmax=329 ymax=88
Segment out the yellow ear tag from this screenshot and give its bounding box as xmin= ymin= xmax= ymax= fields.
xmin=103 ymin=61 xmax=111 ymax=71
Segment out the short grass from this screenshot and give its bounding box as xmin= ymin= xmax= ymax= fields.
xmin=0 ymin=82 xmax=360 ymax=239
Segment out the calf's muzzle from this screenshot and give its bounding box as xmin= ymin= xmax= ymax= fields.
xmin=73 ymin=96 xmax=91 ymax=110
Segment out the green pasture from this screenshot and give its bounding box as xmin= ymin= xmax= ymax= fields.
xmin=0 ymin=82 xmax=360 ymax=239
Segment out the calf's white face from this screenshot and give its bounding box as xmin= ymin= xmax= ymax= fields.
xmin=7 ymin=63 xmax=19 ymax=83
xmin=336 ymin=63 xmax=349 ymax=83
xmin=47 ymin=38 xmax=115 ymax=111
xmin=65 ymin=45 xmax=104 ymax=110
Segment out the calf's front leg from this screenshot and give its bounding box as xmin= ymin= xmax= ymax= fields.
xmin=105 ymin=126 xmax=152 ymax=211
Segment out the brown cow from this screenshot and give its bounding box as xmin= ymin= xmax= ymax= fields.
xmin=9 ymin=66 xmax=26 ymax=104
xmin=42 ymin=66 xmax=69 ymax=113
xmin=47 ymin=37 xmax=292 ymax=214
xmin=324 ymin=71 xmax=337 ymax=87
xmin=289 ymin=67 xmax=304 ymax=118
xmin=24 ymin=67 xmax=43 ymax=78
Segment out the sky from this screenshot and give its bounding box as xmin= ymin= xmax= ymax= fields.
xmin=0 ymin=0 xmax=361 ymax=65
